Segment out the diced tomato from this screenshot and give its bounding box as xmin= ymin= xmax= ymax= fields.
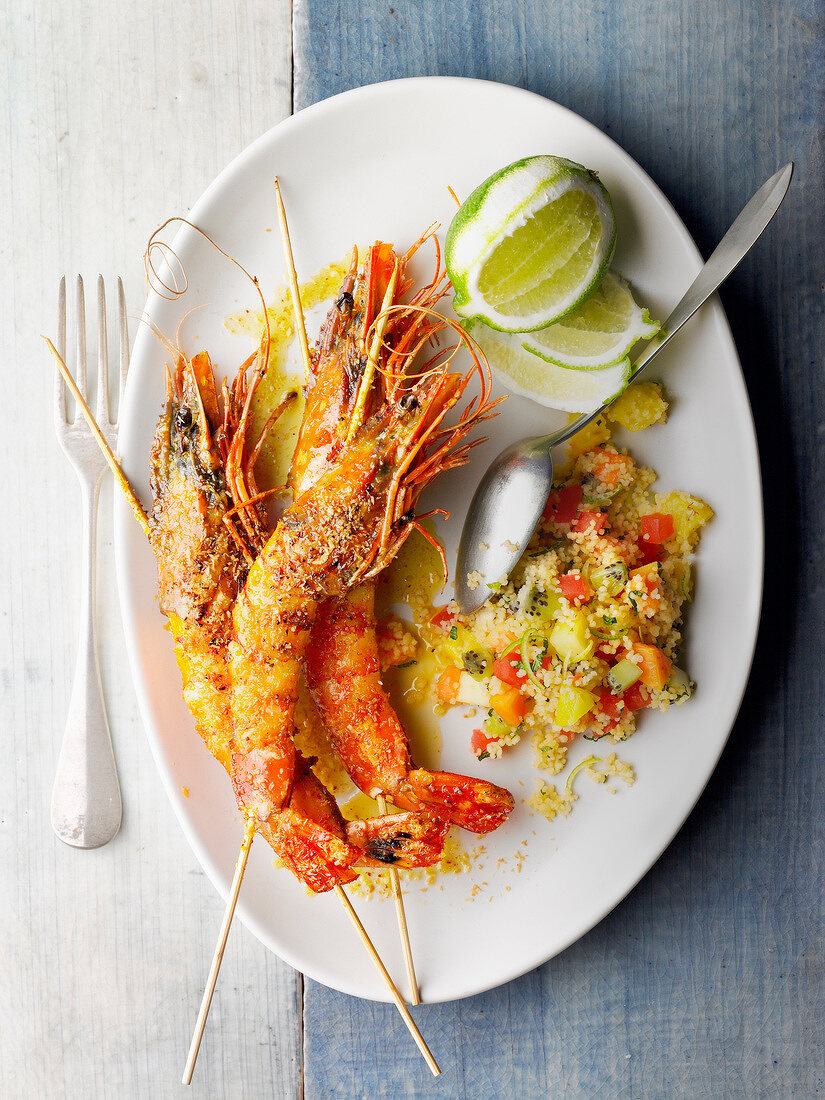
xmin=435 ymin=666 xmax=461 ymax=704
xmin=595 ymin=644 xmax=617 ymax=662
xmin=430 ymin=606 xmax=458 ymax=632
xmin=572 ymin=510 xmax=608 ymax=536
xmin=492 ymin=655 xmax=524 ymax=687
xmin=470 ymin=728 xmax=494 ymax=758
xmin=542 ymin=482 xmax=583 ymax=523
xmin=596 ymin=689 xmax=621 ymax=718
xmin=623 ymin=682 xmax=650 ymax=711
xmin=641 ymin=513 xmax=675 ymax=543
xmin=489 ymin=686 xmax=527 ymax=727
xmin=636 ymin=539 xmax=664 ymax=566
xmin=558 ymin=570 xmax=591 ymax=603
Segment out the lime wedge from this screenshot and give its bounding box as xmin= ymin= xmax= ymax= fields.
xmin=466 ymin=319 xmax=630 ymax=414
xmin=523 ymin=270 xmax=660 ymax=370
xmin=446 ymin=155 xmax=616 ymax=332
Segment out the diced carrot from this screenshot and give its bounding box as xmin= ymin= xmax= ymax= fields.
xmin=631 ymin=643 xmax=672 ymax=690
xmin=489 ymin=686 xmax=527 ymax=727
xmin=572 ymin=510 xmax=608 ymax=536
xmin=435 ymin=665 xmax=461 ymax=704
xmin=559 ymin=570 xmax=591 ymax=603
xmin=542 ymin=482 xmax=583 ymax=523
xmin=641 ymin=513 xmax=675 ymax=543
xmin=492 ymin=655 xmax=524 ymax=687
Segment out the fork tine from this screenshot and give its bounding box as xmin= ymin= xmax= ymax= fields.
xmin=54 ymin=276 xmax=68 ymax=426
xmin=75 ymin=275 xmax=87 ymax=420
xmin=116 ymin=277 xmax=129 ymax=426
xmin=97 ymin=276 xmax=109 ymax=423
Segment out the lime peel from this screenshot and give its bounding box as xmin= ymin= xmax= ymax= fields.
xmin=446 ymin=155 xmax=616 ymax=332
xmin=523 ymin=270 xmax=661 ymax=371
xmin=466 ymin=320 xmax=631 ymax=414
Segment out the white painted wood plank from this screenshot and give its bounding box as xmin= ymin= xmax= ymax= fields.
xmin=0 ymin=2 xmax=300 ymax=1096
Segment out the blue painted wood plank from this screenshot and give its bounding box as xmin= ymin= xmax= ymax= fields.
xmin=295 ymin=1 xmax=825 ymax=1096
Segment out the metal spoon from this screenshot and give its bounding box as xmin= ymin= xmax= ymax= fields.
xmin=455 ymin=162 xmax=793 ymax=614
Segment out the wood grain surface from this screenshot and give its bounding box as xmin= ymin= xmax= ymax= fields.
xmin=1 ymin=3 xmax=299 ymax=1098
xmin=3 ymin=0 xmax=822 ymax=1097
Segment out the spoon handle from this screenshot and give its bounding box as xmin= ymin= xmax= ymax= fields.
xmin=549 ymin=161 xmax=793 ymax=450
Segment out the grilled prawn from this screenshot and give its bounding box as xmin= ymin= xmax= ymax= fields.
xmin=228 ymin=240 xmax=502 ymax=826
xmin=149 ymin=347 xmax=447 ymax=892
xmin=291 ymin=241 xmax=515 ymax=833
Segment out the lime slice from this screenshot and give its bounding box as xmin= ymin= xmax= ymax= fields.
xmin=523 ymin=270 xmax=660 ymax=370
xmin=466 ymin=320 xmax=630 ymax=414
xmin=446 ymin=155 xmax=616 ymax=332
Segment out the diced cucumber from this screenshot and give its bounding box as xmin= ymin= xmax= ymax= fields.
xmin=666 ymin=666 xmax=693 ymax=700
xmin=607 ymin=658 xmax=641 ymax=693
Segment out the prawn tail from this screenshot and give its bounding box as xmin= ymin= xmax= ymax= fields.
xmin=393 ymin=769 xmax=515 ymax=834
xmin=258 ymin=762 xmax=359 ymax=893
xmin=346 ymin=811 xmax=449 ymax=869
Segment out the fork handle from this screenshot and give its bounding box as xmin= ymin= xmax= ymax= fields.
xmin=51 ymin=475 xmax=122 ymax=848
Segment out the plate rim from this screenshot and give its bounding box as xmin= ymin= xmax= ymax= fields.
xmin=114 ymin=75 xmax=764 ymax=1002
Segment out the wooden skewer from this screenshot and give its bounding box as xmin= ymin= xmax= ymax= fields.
xmin=335 ymin=886 xmax=439 ymax=1076
xmin=272 ymin=182 xmax=422 ymax=1002
xmin=182 ymin=816 xmax=256 ymax=1085
xmin=376 ymin=793 xmax=420 ymax=1005
xmin=46 ymin=333 xmax=253 ymax=1082
xmin=273 ymin=177 xmax=313 ymax=387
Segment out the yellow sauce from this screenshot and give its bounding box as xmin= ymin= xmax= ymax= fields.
xmin=377 ymin=522 xmax=446 ymax=768
xmin=384 ymin=660 xmax=443 ymax=769
xmin=377 ymin=524 xmax=445 ymax=611
xmin=232 ymin=255 xmax=352 ymax=493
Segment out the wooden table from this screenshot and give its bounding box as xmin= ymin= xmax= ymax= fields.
xmin=3 ymin=2 xmax=821 ymax=1096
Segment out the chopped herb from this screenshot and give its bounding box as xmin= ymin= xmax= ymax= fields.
xmin=396 ymin=660 xmax=417 ymax=669
xmin=478 ymin=751 xmax=490 ymax=761
xmin=449 ymin=625 xmax=458 ymax=640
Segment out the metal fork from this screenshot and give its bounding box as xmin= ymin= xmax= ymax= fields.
xmin=52 ymin=275 xmax=127 ymax=848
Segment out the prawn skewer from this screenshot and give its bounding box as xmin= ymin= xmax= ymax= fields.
xmin=46 ymin=336 xmax=443 ymax=1078
xmin=279 ymin=238 xmax=515 ymax=834
xmin=274 ymin=193 xmax=420 ymax=1001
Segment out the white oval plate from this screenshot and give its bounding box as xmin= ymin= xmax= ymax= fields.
xmin=115 ymin=77 xmax=762 ymax=1003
